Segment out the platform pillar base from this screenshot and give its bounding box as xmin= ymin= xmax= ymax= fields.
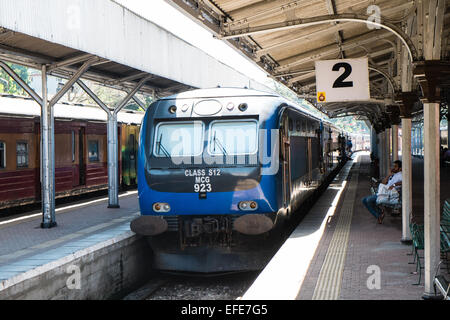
xmin=41 ymin=221 xmax=57 ymax=229
xmin=422 ymin=292 xmax=443 ymax=300
xmin=108 ymin=204 xmax=120 ymax=209
xmin=401 ymin=239 xmax=412 ymax=245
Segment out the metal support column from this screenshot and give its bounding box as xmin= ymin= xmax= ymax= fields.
xmin=392 ymin=124 xmax=399 ymax=161
xmin=0 ymin=60 xmax=57 ymax=228
xmin=423 ymin=102 xmax=441 ymax=295
xmin=77 ymin=76 xmax=151 ymax=208
xmin=386 ymin=128 xmax=391 ymax=174
xmin=398 ymin=92 xmax=416 ymax=243
xmin=413 ymin=60 xmax=448 ymax=298
xmin=401 ymin=118 xmax=412 ymax=242
xmin=107 ymin=113 xmax=120 ymax=208
xmin=380 ymin=131 xmax=386 ymax=178
xmin=76 ymin=80 xmax=119 ymax=208
xmin=40 ymin=65 xmax=56 ymax=228
xmin=371 ymin=127 xmax=378 ymax=158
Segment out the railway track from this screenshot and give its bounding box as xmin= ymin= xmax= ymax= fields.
xmin=123 ymin=271 xmax=259 ymax=300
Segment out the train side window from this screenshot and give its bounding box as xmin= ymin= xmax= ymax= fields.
xmin=302 ymin=120 xmax=307 ymax=132
xmin=288 ymin=119 xmax=293 ymax=132
xmin=88 ymin=140 xmax=99 ymax=162
xmin=0 ymin=141 xmax=5 ymax=168
xmin=296 ymin=120 xmax=301 ymax=132
xmin=16 ymin=142 xmax=28 ymax=168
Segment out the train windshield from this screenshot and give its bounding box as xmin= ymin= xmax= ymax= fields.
xmin=208 ymin=120 xmax=258 ymax=155
xmin=153 ymin=121 xmax=204 ymax=157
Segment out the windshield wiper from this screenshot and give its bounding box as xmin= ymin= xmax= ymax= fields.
xmin=157 ymin=133 xmax=170 ymax=157
xmin=213 ymin=131 xmax=228 ymax=155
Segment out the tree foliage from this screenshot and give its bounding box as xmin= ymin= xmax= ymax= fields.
xmin=0 ymin=63 xmax=31 ymax=96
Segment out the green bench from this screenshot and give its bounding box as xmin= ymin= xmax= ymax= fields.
xmin=434 ymin=259 xmax=450 ymax=300
xmin=409 ymin=199 xmax=450 ymax=286
xmin=434 ymin=275 xmax=450 ymax=300
xmin=409 ymin=223 xmax=424 ymax=285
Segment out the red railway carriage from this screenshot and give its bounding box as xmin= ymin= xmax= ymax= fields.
xmin=0 ymin=116 xmax=39 ymax=207
xmin=0 ymin=95 xmax=143 ymax=210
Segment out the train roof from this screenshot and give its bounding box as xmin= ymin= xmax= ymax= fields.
xmin=159 ymin=87 xmax=279 ymax=100
xmin=0 ymin=94 xmax=144 ymax=124
xmin=156 ymin=88 xmax=350 ymax=135
xmin=159 ymin=87 xmax=326 ymax=120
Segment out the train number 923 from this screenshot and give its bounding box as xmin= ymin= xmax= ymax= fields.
xmin=185 ymin=168 xmax=221 ymax=193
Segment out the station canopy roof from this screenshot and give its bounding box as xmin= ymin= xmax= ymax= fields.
xmin=0 ymin=28 xmax=191 ymax=98
xmin=168 ymin=0 xmax=450 ymax=122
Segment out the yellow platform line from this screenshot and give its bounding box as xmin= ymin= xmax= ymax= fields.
xmin=312 ymin=160 xmax=360 ymax=300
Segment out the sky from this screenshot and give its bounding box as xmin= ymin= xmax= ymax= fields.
xmin=115 ymin=0 xmax=273 ymax=89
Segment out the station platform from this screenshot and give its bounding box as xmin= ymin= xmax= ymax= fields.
xmin=1 ymin=152 xmax=449 ymax=300
xmin=0 ymin=191 xmax=146 ymax=299
xmin=243 ymin=152 xmax=450 ymax=300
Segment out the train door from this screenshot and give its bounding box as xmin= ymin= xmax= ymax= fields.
xmin=307 ymin=136 xmax=312 ymax=184
xmin=129 ymin=132 xmax=137 ymax=184
xmin=326 ymin=128 xmax=332 ymax=170
xmin=317 ymin=123 xmax=324 ymax=174
xmin=281 ymin=114 xmax=291 ymax=208
xmin=123 ymin=126 xmax=137 ymax=186
xmin=78 ymin=127 xmax=86 ymax=186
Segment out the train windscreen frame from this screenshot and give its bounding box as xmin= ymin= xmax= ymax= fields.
xmin=207 ymin=119 xmax=258 ymax=156
xmin=152 ymin=120 xmax=204 ymax=158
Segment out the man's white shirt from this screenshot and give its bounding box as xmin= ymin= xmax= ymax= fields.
xmin=386 ymin=171 xmax=402 ymax=188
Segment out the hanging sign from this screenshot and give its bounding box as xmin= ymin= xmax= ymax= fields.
xmin=315 ymin=58 xmax=370 ymax=103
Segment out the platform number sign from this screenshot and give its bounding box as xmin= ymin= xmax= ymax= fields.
xmin=315 ymin=58 xmax=370 ymax=103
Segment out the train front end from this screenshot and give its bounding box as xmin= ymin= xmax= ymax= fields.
xmin=132 ymin=88 xmax=283 ymax=272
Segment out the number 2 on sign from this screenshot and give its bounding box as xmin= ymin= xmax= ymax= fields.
xmin=332 ymin=62 xmax=353 ymax=88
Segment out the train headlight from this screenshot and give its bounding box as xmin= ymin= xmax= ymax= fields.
xmin=238 ymin=103 xmax=248 ymax=112
xmin=168 ymin=105 xmax=177 ymax=114
xmin=153 ymin=202 xmax=170 ymax=212
xmin=238 ymin=201 xmax=258 ymax=211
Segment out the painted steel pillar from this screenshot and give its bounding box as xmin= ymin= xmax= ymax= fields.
xmin=107 ymin=113 xmax=120 ymax=208
xmin=401 ymin=118 xmax=412 ymax=242
xmin=371 ymin=127 xmax=378 ymax=159
xmin=398 ymin=91 xmax=417 ymax=244
xmin=386 ymin=128 xmax=391 ymax=175
xmin=383 ymin=131 xmax=388 ymax=178
xmin=423 ymin=102 xmax=441 ymax=295
xmin=379 ymin=131 xmax=384 ymax=177
xmin=413 ymin=59 xmax=448 ymax=297
xmin=40 ymin=65 xmax=56 ymax=228
xmin=392 ymin=124 xmax=399 ymax=161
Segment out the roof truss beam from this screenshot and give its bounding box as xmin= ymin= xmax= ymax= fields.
xmin=218 ymin=13 xmax=418 ymax=61
xmin=276 ymin=30 xmax=395 ymax=72
xmin=47 ymin=53 xmax=96 ymax=72
xmin=224 ymin=0 xmax=413 ymax=28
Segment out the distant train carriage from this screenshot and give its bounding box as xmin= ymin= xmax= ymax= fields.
xmin=131 ymin=88 xmax=347 ymax=272
xmin=0 ymin=116 xmax=39 ymax=206
xmin=0 ymin=95 xmax=143 ymax=210
xmin=121 ymin=123 xmax=140 ymax=187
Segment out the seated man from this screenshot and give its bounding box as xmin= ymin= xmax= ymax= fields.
xmin=362 ymin=160 xmax=402 ymax=224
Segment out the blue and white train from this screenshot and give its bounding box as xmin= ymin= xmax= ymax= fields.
xmin=131 ymin=88 xmax=348 ymax=272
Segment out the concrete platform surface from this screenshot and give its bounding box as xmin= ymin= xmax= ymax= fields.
xmin=0 ymin=191 xmax=140 ymax=281
xmin=244 ymin=152 xmax=450 ymax=300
